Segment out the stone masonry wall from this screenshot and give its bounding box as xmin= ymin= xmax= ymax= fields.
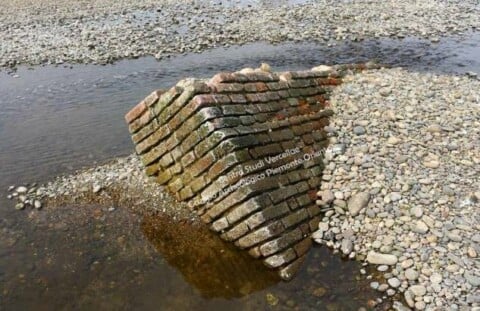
xmin=125 ymin=63 xmax=376 ymax=280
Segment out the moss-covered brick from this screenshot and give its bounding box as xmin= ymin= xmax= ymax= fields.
xmin=157 ymin=168 xmax=173 ymax=185
xmin=190 ymin=176 xmax=207 ymax=193
xmin=266 ymin=81 xmax=289 ymax=91
xmin=145 ymin=163 xmax=159 ymax=176
xmin=128 ymin=109 xmax=155 ymax=134
xmin=222 ymin=105 xmax=247 ymax=116
xmin=152 ymin=86 xmax=182 ymax=117
xmin=293 ymin=238 xmax=312 ymax=258
xmin=167 ymin=176 xmax=184 ymax=193
xmin=131 ymin=119 xmax=159 ymax=143
xmin=180 ymin=150 xmax=196 ymax=168
xmin=279 ymin=255 xmax=307 ymax=281
xmin=214 ymin=83 xmax=244 ymax=93
xmin=229 ymin=94 xmax=247 ymax=103
xmin=281 ymin=208 xmax=309 ymax=229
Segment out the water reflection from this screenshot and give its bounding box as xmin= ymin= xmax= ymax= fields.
xmin=141 ymin=214 xmax=280 ymax=299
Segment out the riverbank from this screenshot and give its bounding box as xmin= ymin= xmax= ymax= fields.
xmin=1 ymin=0 xmax=480 ymax=69
xmin=6 ymin=66 xmax=479 ymax=310
xmin=314 ymin=67 xmax=480 ymax=310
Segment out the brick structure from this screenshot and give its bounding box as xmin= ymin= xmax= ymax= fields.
xmin=125 ymin=63 xmax=375 ymax=280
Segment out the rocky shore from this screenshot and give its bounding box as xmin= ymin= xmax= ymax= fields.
xmin=314 ymin=68 xmax=480 ymax=310
xmin=1 ymin=0 xmax=480 ymax=69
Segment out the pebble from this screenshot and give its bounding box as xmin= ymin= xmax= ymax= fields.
xmin=33 ymin=200 xmax=42 ymax=209
xmin=347 ymin=192 xmax=370 ymax=216
xmin=311 ymin=68 xmax=480 ymax=309
xmin=412 ymin=220 xmax=429 ymax=234
xmin=14 ymin=203 xmax=25 ymax=210
xmin=366 ymin=251 xmax=398 ymax=265
xmin=409 ymin=285 xmax=427 ymax=297
xmin=388 ymin=277 xmax=401 ymax=288
xmin=16 ymin=186 xmax=27 ymax=194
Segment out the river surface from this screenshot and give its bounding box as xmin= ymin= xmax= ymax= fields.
xmin=1 ymin=33 xmax=480 ymax=310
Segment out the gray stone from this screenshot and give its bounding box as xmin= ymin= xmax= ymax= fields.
xmin=341 ymin=239 xmax=353 ymax=255
xmin=353 ymin=126 xmax=366 ymax=135
xmin=388 ymin=277 xmax=401 ymax=288
xmin=347 ymin=192 xmax=370 ymax=216
xmin=409 ymin=285 xmax=426 ymax=297
xmin=366 ymin=251 xmax=398 ymax=265
xmin=465 ymin=271 xmax=480 ymax=287
xmin=412 ymin=220 xmax=429 ymax=234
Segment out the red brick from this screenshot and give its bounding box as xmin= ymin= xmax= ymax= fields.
xmin=125 ymin=100 xmax=147 ymax=123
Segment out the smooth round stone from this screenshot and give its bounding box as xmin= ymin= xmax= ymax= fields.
xmin=388 ymin=277 xmax=401 ymax=288
xmin=16 ymin=186 xmax=28 ymax=193
xmin=405 ymin=268 xmax=419 ymax=281
xmin=409 ymin=285 xmax=427 ymax=297
xmin=410 ymin=206 xmax=423 ymax=218
xmin=353 ymin=126 xmax=366 ymax=135
xmin=430 ymin=273 xmax=442 ymax=284
xmin=370 ymin=282 xmax=379 ymax=290
xmin=377 ymin=265 xmax=389 ymax=272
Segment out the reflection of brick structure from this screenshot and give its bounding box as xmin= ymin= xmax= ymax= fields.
xmin=126 ymin=64 xmax=373 ymax=280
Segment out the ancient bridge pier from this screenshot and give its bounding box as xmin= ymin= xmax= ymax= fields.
xmin=125 ymin=63 xmax=375 ymax=280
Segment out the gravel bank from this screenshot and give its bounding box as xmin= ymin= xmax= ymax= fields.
xmin=6 ymin=154 xmax=198 ymax=221
xmin=1 ymin=0 xmax=480 ymax=69
xmin=314 ymin=68 xmax=480 ymax=310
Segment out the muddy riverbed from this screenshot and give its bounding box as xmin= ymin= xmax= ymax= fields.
xmin=1 ymin=34 xmax=480 ymax=310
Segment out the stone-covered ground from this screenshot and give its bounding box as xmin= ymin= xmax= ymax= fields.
xmin=1 ymin=0 xmax=480 ymax=68
xmin=314 ymin=68 xmax=480 ymax=310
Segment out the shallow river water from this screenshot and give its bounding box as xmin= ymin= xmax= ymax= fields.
xmin=1 ymin=33 xmax=480 ymax=310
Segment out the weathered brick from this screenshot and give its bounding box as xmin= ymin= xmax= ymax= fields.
xmin=264 ymin=248 xmax=297 ymax=268
xmin=131 ymin=119 xmax=159 ymax=143
xmin=248 ymin=246 xmax=262 ymax=258
xmin=211 ymin=217 xmax=229 ymax=232
xmin=222 ymin=222 xmax=249 ymax=241
xmin=237 ymin=220 xmax=285 ymax=249
xmin=125 ymin=100 xmax=146 ymax=124
xmin=157 ymin=169 xmax=173 ymax=185
xmin=167 ymin=176 xmax=184 ymax=193
xmin=281 ymin=208 xmax=309 ymax=229
xmin=151 ymin=86 xmax=182 ymax=117
xmin=222 ymin=105 xmax=246 ymax=116
xmin=229 ymin=94 xmax=247 ymax=103
xmin=213 ymin=83 xmax=244 ymax=93
xmin=226 ymin=197 xmax=264 ymax=224
xmin=259 ymin=228 xmax=303 ymax=257
xmin=279 ymin=255 xmax=307 ymax=281
xmin=128 ymin=109 xmax=155 ymax=134
xmin=179 ymin=186 xmax=194 ymax=201
xmin=145 ymin=163 xmax=159 ymax=176
xmin=180 ymin=151 xmax=196 ymax=168
xmin=245 ymin=202 xmax=290 ymax=230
